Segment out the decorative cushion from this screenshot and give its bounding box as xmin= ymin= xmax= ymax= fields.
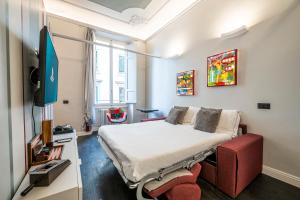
xmin=182 ymin=106 xmax=201 ymax=124
xmin=165 ymin=108 xmax=184 ymax=125
xmin=194 ymin=107 xmax=222 ymax=133
xmin=216 ymin=110 xmax=240 ymax=137
xmin=109 ymin=108 xmax=125 ymax=119
xmin=174 ymin=106 xmax=189 ymax=124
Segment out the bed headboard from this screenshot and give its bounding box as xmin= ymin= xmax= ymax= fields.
xmin=239 ymin=124 xmax=247 ymax=135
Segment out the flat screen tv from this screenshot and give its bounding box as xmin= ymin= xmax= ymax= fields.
xmin=35 ymin=26 xmax=58 ymax=107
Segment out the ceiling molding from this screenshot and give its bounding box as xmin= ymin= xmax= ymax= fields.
xmin=61 ymin=0 xmax=169 ymax=23
xmin=87 ymin=0 xmax=152 ymax=12
xmin=43 ymin=0 xmax=202 ymax=40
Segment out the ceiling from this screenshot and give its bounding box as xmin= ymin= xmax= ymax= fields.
xmin=43 ymin=0 xmax=202 ymax=40
xmin=88 ymin=0 xmax=152 ymax=12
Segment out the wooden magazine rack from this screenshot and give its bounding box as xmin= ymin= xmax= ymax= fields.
xmin=28 ymin=134 xmax=63 ymax=167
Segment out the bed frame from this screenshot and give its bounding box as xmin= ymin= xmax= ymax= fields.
xmin=98 ymin=124 xmax=247 ymax=200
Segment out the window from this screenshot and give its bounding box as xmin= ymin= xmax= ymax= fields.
xmin=95 ymin=81 xmax=102 ymax=104
xmin=119 ymin=87 xmax=125 ymax=103
xmin=94 ymin=44 xmax=110 ymax=104
xmin=119 ymin=55 xmax=125 ymax=72
xmin=95 ymin=50 xmax=100 ymax=72
xmin=94 ymin=39 xmax=133 ymax=105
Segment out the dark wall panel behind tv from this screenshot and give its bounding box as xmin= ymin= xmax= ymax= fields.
xmin=22 ymin=0 xmax=45 ymax=149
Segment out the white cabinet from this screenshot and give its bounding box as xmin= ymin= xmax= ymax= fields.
xmin=13 ymin=132 xmax=82 ymax=200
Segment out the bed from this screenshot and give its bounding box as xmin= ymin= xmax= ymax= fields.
xmin=98 ymin=109 xmax=240 ymax=200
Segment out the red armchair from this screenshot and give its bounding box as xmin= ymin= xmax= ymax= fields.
xmin=106 ymin=108 xmax=127 ymax=124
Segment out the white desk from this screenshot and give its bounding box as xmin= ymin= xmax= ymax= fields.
xmin=13 ymin=132 xmax=82 ymax=200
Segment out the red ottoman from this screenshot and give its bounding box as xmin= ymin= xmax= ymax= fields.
xmin=217 ymin=133 xmax=263 ymax=198
xmin=144 ymin=163 xmax=201 ymax=200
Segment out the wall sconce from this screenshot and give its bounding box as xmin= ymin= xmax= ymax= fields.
xmin=221 ymin=25 xmax=248 ymax=39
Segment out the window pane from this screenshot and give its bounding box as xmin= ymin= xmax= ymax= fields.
xmin=119 ymin=55 xmax=125 ymax=72
xmin=119 ymin=87 xmax=125 ymax=102
xmin=113 ymin=49 xmax=127 ymax=104
xmin=95 ymin=45 xmax=110 ymax=104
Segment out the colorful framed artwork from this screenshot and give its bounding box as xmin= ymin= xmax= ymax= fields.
xmin=176 ymin=70 xmax=195 ymax=96
xmin=207 ymin=49 xmax=238 ymax=87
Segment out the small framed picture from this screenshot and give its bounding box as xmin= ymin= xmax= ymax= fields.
xmin=176 ymin=70 xmax=195 ymax=96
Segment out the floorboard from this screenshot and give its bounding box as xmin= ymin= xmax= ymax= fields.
xmin=77 ymin=132 xmax=300 ymax=200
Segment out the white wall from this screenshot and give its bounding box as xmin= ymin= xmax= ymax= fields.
xmin=48 ymin=17 xmax=87 ymax=131
xmin=146 ymin=0 xmax=300 ymax=182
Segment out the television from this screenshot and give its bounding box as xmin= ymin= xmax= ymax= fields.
xmin=35 ymin=26 xmax=59 ymax=107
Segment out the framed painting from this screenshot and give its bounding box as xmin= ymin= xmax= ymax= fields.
xmin=176 ymin=70 xmax=195 ymax=96
xmin=207 ymin=49 xmax=237 ymax=87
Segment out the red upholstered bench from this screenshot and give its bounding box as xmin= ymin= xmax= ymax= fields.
xmin=217 ymin=133 xmax=263 ymax=198
xmin=144 ymin=163 xmax=202 ymax=200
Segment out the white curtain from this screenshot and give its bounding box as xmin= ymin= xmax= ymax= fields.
xmin=84 ymin=28 xmax=95 ymax=122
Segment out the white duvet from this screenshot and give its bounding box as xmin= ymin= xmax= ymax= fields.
xmin=98 ymin=120 xmax=232 ymax=182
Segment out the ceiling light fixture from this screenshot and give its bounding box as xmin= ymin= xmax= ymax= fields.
xmin=129 ymin=15 xmax=147 ymax=25
xmin=221 ymin=25 xmax=248 ymax=39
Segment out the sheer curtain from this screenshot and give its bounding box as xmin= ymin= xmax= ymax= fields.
xmin=84 ymin=28 xmax=95 ymax=123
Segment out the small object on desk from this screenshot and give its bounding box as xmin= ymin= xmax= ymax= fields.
xmin=21 ymin=159 xmax=71 ymax=196
xmin=136 ymin=108 xmax=159 ymax=113
xmin=53 ymin=124 xmax=74 ymax=135
xmin=54 ymin=137 xmax=72 ymax=143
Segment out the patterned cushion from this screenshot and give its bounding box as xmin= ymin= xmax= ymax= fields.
xmin=109 ymin=108 xmax=125 ymax=119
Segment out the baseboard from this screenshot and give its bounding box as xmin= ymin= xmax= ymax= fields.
xmin=262 ymin=165 xmax=300 ymax=188
xmin=77 ymin=131 xmax=93 ymax=137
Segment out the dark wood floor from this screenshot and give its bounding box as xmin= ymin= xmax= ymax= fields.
xmin=77 ymin=132 xmax=300 ymax=200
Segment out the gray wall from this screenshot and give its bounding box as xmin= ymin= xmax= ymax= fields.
xmin=147 ymin=0 xmax=300 ymax=179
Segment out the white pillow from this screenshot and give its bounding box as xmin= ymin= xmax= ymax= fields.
xmin=216 ymin=110 xmax=240 ymax=137
xmin=182 ymin=106 xmax=201 ymax=124
xmin=232 ymin=114 xmax=241 ymax=137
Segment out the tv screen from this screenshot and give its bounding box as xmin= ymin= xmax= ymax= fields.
xmin=35 ymin=26 xmax=58 ymax=107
